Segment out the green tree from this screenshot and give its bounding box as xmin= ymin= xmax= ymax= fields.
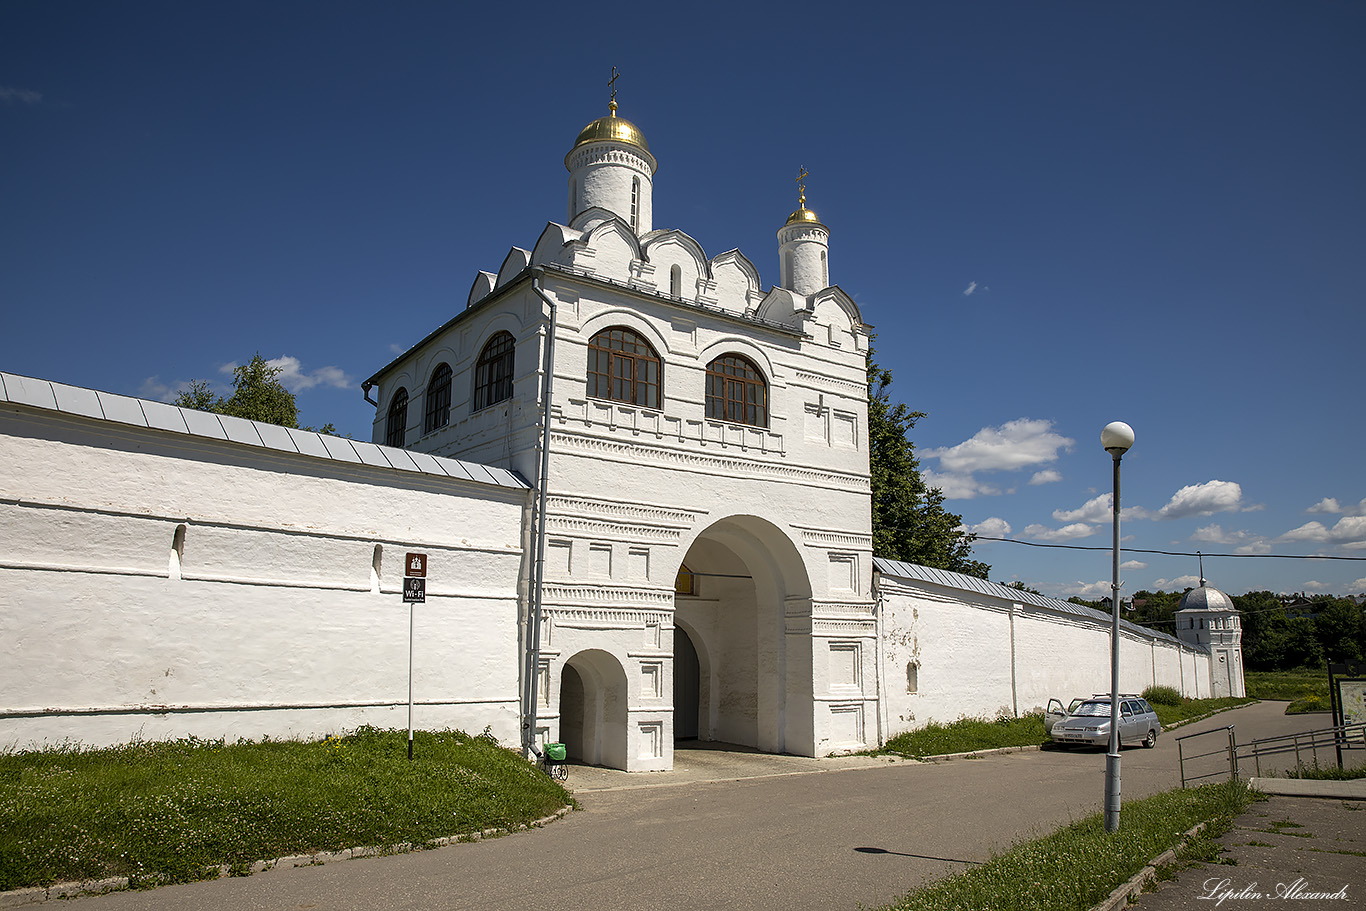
xmin=867 ymin=351 xmax=988 ymax=579
xmin=174 ymin=354 xmax=335 ymax=434
xmin=1312 ymin=597 xmax=1364 ymax=662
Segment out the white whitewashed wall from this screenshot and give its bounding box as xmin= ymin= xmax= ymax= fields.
xmin=0 ymin=389 xmax=529 ymax=750
xmin=876 ymin=572 xmax=1212 ymax=738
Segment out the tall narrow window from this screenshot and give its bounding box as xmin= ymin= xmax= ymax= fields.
xmin=670 ymin=264 xmax=682 ymax=298
xmin=371 ymin=544 xmax=383 ymax=594
xmin=385 ymin=388 xmax=408 ymax=448
xmin=587 ymin=327 xmax=660 ymax=408
xmin=473 ymin=331 xmax=516 ymax=410
xmin=821 ymin=249 xmax=828 ymax=286
xmin=706 ymin=354 xmax=768 ymax=427
xmin=630 ymin=177 xmax=639 ymax=232
xmin=169 ymin=524 xmax=187 ymax=580
xmin=424 ymin=363 xmax=452 ymax=433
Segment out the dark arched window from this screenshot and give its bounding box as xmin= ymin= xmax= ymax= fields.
xmin=706 ymin=354 xmax=767 ymax=427
xmin=424 ymin=363 xmax=452 ymax=434
xmin=385 ymin=388 xmax=408 ymax=448
xmin=473 ymin=331 xmax=516 ymax=411
xmin=588 ymin=327 xmax=660 ymax=408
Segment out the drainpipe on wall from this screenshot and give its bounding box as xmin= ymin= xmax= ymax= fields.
xmin=873 ymin=573 xmax=887 ymax=748
xmin=521 ymin=271 xmax=558 ymax=757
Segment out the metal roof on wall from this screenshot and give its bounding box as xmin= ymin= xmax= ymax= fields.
xmin=0 ymin=372 xmax=530 ymax=492
xmin=873 ymin=557 xmax=1182 ymax=645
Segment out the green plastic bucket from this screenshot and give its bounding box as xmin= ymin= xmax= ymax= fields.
xmin=545 ymin=742 xmax=566 ymax=762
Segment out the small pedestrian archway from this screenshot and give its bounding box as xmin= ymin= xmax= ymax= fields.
xmin=559 ymin=649 xmax=629 ymax=769
xmin=673 ymin=515 xmax=814 ymax=756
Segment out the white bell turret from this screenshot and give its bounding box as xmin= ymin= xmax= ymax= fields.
xmin=565 ymin=69 xmax=656 ymax=236
xmin=776 ymin=167 xmax=830 ymax=296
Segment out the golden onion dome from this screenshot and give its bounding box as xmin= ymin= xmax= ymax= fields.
xmin=571 ymin=113 xmax=651 ymax=154
xmin=786 ymin=205 xmax=823 ymax=226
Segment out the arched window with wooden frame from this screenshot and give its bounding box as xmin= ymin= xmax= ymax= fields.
xmin=385 ymin=388 xmax=408 ymax=448
xmin=473 ymin=331 xmax=516 ymax=411
xmin=423 ymin=363 xmax=452 ymax=434
xmin=587 ymin=327 xmax=661 ymax=409
xmin=706 ymin=354 xmax=768 ymax=427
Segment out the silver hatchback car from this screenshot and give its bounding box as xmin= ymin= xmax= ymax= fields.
xmin=1049 ymin=696 xmax=1161 ymax=749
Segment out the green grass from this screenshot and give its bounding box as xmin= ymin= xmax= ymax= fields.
xmin=881 ymin=695 xmax=1256 ymax=759
xmin=0 ymin=727 xmax=572 ymax=891
xmin=1244 ymin=667 xmax=1330 ymax=713
xmin=878 ymin=780 xmax=1256 ymax=911
xmin=882 ymin=714 xmax=1049 ymax=758
xmin=1151 ymin=696 xmax=1256 ymax=727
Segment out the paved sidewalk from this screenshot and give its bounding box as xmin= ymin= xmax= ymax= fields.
xmin=1127 ymin=788 xmax=1364 ymax=910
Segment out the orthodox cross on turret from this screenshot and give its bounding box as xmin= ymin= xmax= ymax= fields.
xmin=608 ymin=66 xmax=620 ymax=116
xmin=796 ymin=166 xmax=809 ymax=207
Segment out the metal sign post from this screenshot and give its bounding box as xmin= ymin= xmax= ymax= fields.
xmin=403 ymin=553 xmax=427 ymax=760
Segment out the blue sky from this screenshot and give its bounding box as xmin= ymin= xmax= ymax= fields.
xmin=3 ymin=2 xmax=1363 ymax=600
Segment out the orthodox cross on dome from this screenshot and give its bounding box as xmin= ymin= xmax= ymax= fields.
xmin=796 ymin=166 xmax=809 ymax=207
xmin=608 ymin=66 xmax=620 ymax=116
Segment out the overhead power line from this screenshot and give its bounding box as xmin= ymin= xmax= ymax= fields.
xmin=971 ymin=536 xmax=1366 ymax=561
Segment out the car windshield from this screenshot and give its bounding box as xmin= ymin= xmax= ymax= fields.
xmin=1072 ymin=701 xmax=1112 ymax=717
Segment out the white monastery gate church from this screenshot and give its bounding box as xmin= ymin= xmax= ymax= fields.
xmin=0 ymin=91 xmax=1236 ymax=769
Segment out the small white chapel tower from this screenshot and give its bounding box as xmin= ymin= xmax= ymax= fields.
xmin=1174 ymin=577 xmax=1246 ymax=698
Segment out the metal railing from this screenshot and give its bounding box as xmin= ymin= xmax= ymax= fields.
xmin=1236 ymin=721 xmax=1366 ymax=778
xmin=1176 ymin=725 xmax=1237 ymax=788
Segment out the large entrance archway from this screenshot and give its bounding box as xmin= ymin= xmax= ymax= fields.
xmin=559 ymin=649 xmax=628 ymax=769
xmin=673 ymin=515 xmax=813 ymax=756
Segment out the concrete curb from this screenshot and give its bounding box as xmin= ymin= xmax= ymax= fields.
xmin=0 ymin=805 xmax=573 ymax=907
xmin=1088 ymin=821 xmax=1208 ymax=911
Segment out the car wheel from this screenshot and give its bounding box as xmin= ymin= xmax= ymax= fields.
xmin=1143 ymin=729 xmax=1157 ymax=749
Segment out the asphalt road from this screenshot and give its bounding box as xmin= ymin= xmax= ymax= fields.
xmin=60 ymin=702 xmax=1332 ymax=911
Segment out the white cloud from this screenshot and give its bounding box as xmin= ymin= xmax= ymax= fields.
xmin=1280 ymin=516 xmax=1366 ymax=548
xmin=1030 ymin=469 xmax=1062 ymax=486
xmin=1154 ymin=480 xmax=1243 ymax=520
xmin=1351 ymin=578 xmax=1366 ymax=593
xmin=921 ymin=469 xmax=1000 ymax=500
xmin=1022 ymin=522 xmax=1096 ymax=542
xmin=1052 ymin=494 xmax=1146 ymax=524
xmin=1054 ymin=494 xmax=1112 ymax=524
xmin=926 ymin=419 xmax=1075 ymax=474
xmin=1283 ymin=521 xmax=1329 ymax=542
xmin=220 ymin=355 xmax=354 ymax=393
xmin=1302 ymin=581 xmax=1328 ymax=591
xmin=1190 ymin=524 xmax=1272 ymax=553
xmin=388 ymin=343 xmax=406 ymax=355
xmin=0 ymin=86 xmax=42 ymax=105
xmin=1121 ymin=560 xmax=1148 ymax=570
xmin=1068 ymin=580 xmax=1114 ymax=600
xmin=1307 ymin=497 xmax=1366 ymax=517
xmin=1153 ymin=575 xmax=1202 ymax=590
xmin=963 ymin=517 xmax=1012 ymax=538
xmin=963 ymin=281 xmax=978 ymax=296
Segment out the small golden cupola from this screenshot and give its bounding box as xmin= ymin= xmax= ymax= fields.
xmin=564 ymin=68 xmax=657 ymax=235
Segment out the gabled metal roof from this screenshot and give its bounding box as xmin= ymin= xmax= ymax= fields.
xmin=0 ymin=372 xmax=530 ymax=492
xmin=873 ymin=557 xmax=1181 ymax=645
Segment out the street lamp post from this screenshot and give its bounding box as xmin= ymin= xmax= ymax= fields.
xmin=1101 ymin=421 xmax=1134 ymax=834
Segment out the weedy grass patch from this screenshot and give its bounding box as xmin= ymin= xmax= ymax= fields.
xmin=1244 ymin=668 xmax=1330 ymax=713
xmin=881 ymin=713 xmax=1048 ymax=758
xmin=0 ymin=726 xmax=571 ymax=891
xmin=879 ymin=780 xmax=1256 ymax=911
